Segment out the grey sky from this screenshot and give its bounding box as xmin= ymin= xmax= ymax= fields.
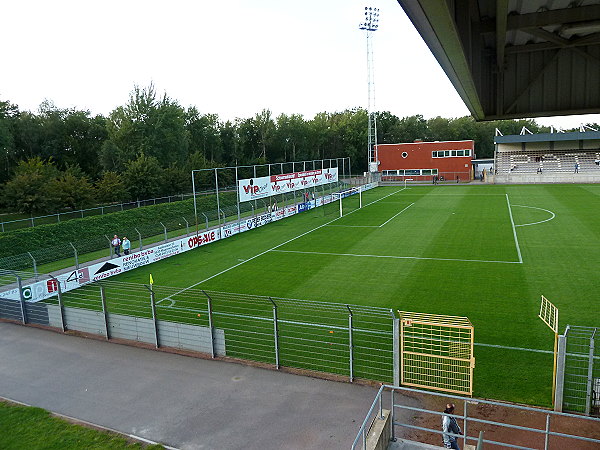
xmin=2 ymin=0 xmax=598 ymax=129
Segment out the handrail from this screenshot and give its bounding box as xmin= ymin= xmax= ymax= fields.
xmin=352 ymin=385 xmax=600 ymax=450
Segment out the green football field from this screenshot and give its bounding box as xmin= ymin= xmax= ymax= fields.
xmin=106 ymin=184 xmax=599 ymax=405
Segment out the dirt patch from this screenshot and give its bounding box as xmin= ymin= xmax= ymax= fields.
xmin=395 ymin=390 xmax=600 ymax=449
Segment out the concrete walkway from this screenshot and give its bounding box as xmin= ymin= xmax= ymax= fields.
xmin=0 ymin=322 xmax=381 ymax=450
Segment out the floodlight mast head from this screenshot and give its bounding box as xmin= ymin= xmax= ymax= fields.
xmin=359 ymin=6 xmax=380 ymax=31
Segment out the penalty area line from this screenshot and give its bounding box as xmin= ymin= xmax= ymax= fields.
xmin=378 ymin=202 xmax=414 ymax=227
xmin=271 ymin=249 xmax=521 ymax=264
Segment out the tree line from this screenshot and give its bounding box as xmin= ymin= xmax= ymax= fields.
xmin=0 ymin=84 xmax=585 ymax=214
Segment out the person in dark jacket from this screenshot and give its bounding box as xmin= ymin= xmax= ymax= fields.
xmin=442 ymin=403 xmax=462 ymax=449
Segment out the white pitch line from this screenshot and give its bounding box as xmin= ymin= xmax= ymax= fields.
xmin=271 ymin=249 xmax=521 ymax=264
xmin=474 ymin=342 xmax=553 ymax=354
xmin=512 ymin=204 xmax=556 ymax=227
xmin=159 ymin=187 xmax=409 ymax=299
xmin=505 ymin=194 xmax=523 ymax=263
xmin=378 ymin=202 xmax=414 ymax=227
xmin=327 ymin=225 xmax=379 ymax=228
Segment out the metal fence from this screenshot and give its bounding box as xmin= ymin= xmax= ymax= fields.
xmin=353 ymin=385 xmax=600 ymax=450
xmin=556 ymin=325 xmax=600 ymax=415
xmin=0 ymin=192 xmax=204 ymax=232
xmin=0 ymin=181 xmax=345 ymax=275
xmin=0 ymin=275 xmax=396 ymax=384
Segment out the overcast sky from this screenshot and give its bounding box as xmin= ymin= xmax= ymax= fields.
xmin=2 ymin=0 xmax=599 ymax=129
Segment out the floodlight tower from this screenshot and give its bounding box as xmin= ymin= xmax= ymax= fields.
xmin=359 ymin=6 xmax=380 ymax=173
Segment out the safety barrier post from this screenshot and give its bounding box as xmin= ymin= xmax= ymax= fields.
xmin=69 ymin=242 xmax=79 ymax=269
xmin=202 ymin=213 xmax=209 ymax=231
xmin=269 ymin=297 xmax=280 ymax=369
xmin=27 ymin=252 xmax=38 ymax=280
xmin=544 ymin=414 xmax=551 ymax=450
xmin=145 ymin=285 xmax=159 ymax=348
xmin=391 ymin=310 xmax=400 ymax=386
xmin=134 ymin=228 xmax=142 ymax=250
xmin=202 ymin=290 xmax=216 ymax=358
xmin=50 ymin=275 xmax=65 ymax=332
xmin=347 ymin=305 xmax=353 ymax=382
xmin=160 ymin=222 xmax=167 ymax=242
xmin=100 ymin=285 xmax=109 ymax=340
xmin=463 ymin=401 xmax=468 ymax=450
xmin=555 ymin=333 xmax=567 ymax=412
xmin=105 ymin=235 xmax=113 ymax=258
xmin=16 ymin=274 xmax=27 ymax=324
xmin=585 ymin=333 xmax=595 ymax=415
xmin=391 ymin=389 xmax=396 ymax=441
xmin=183 ymin=217 xmax=189 ymax=236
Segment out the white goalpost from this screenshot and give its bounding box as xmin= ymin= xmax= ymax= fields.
xmin=331 ymin=186 xmax=362 ymax=217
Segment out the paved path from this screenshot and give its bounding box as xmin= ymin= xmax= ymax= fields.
xmin=0 ymin=322 xmax=382 ymax=449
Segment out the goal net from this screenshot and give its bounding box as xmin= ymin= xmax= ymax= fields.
xmin=327 ymin=186 xmax=362 ymax=218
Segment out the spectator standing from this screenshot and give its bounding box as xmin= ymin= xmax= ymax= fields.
xmin=111 ymin=235 xmax=122 ymax=257
xmin=122 ymin=237 xmax=131 ymax=255
xmin=575 ymin=162 xmax=580 ymax=173
xmin=442 ymin=403 xmax=462 ymax=450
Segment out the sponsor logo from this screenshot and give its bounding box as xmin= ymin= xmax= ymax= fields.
xmin=95 ymin=262 xmax=120 ymax=275
xmin=66 ymin=267 xmax=90 ymax=284
xmin=188 ymin=231 xmax=216 ymax=249
xmin=123 ymin=249 xmax=154 ymax=262
xmin=47 ymin=279 xmax=58 ymax=293
xmin=241 ymin=181 xmax=269 ymax=196
xmin=93 ymin=267 xmax=122 ymax=281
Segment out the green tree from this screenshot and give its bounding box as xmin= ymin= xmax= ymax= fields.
xmin=161 ymin=164 xmax=190 ymax=196
xmin=255 ymin=109 xmax=275 ymax=159
xmin=123 ymin=153 xmax=162 ymax=200
xmin=186 ymin=108 xmax=222 ymax=162
xmin=2 ymin=157 xmax=60 ymax=213
xmin=95 ymin=171 xmax=129 ymax=203
xmin=50 ymin=165 xmax=95 ymax=210
xmin=105 ymin=84 xmax=189 ymax=169
xmin=0 ymin=99 xmax=19 ymax=182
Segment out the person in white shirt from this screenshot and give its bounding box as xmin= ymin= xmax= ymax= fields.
xmin=111 ymin=235 xmax=121 ymax=257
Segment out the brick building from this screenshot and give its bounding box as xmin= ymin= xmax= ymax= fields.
xmin=377 ymin=140 xmax=475 ymax=182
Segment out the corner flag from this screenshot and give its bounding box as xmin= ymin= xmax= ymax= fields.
xmin=150 ymin=274 xmax=154 ymax=286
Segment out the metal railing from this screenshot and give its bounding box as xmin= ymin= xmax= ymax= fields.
xmin=0 ymin=192 xmax=209 ymax=232
xmin=0 ymin=275 xmax=395 ymax=384
xmin=352 ymin=385 xmax=600 ymax=450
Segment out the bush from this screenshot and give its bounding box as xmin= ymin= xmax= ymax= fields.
xmin=0 ymin=192 xmax=236 ymax=258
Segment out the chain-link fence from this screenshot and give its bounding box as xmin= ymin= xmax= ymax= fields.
xmin=0 ymin=192 xmax=201 ymax=232
xmin=558 ymin=326 xmax=600 ymax=415
xmin=0 ymin=275 xmax=395 ymax=384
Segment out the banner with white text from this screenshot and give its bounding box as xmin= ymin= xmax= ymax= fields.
xmin=238 ymin=168 xmax=338 ymax=202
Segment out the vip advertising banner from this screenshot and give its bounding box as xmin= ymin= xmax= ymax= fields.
xmin=238 ymin=168 xmax=338 ymax=202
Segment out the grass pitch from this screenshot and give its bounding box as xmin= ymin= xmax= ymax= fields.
xmin=103 ymin=184 xmax=599 ymax=406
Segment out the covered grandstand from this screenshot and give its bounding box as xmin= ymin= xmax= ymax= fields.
xmin=493 ymin=129 xmax=600 ymax=183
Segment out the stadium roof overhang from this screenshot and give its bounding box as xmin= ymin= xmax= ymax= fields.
xmin=397 ymin=1 xmax=600 ymax=121
xmin=495 ymin=130 xmax=600 ymax=144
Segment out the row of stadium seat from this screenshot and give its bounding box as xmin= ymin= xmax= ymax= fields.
xmin=496 ymin=150 xmax=600 ymax=174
